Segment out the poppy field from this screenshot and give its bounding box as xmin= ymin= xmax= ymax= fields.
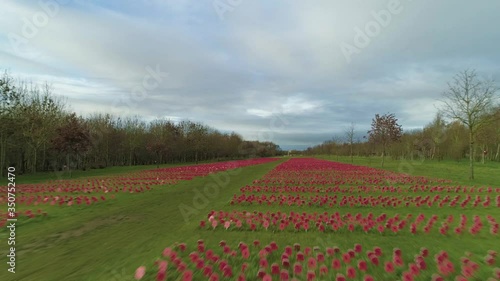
xmin=0 ymin=158 xmax=277 ymax=228
xmin=133 ymin=158 xmax=499 ymax=280
xmin=134 ymin=240 xmax=499 ymax=281
xmin=1 ymin=157 xmax=499 ymax=281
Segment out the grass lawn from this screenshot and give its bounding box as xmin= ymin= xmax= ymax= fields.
xmin=3 ymin=159 xmax=228 ymax=185
xmin=0 ymin=159 xmax=285 ymax=281
xmin=0 ymin=157 xmax=499 ymax=280
xmin=316 ymin=155 xmax=500 ymax=186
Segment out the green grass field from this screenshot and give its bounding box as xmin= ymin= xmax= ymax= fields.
xmin=0 ymin=157 xmax=499 ymax=280
xmin=317 ymin=155 xmax=500 ymax=187
xmin=4 ymin=160 xmax=224 ymax=185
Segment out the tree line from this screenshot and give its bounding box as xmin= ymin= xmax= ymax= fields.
xmin=305 ymin=111 xmax=500 ymax=162
xmin=305 ymin=70 xmax=499 ymax=179
xmin=0 ymin=71 xmax=283 ymax=177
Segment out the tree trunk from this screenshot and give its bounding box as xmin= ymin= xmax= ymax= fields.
xmin=33 ymin=148 xmax=37 ymax=173
xmin=0 ymin=135 xmax=5 ymax=178
xmin=66 ymin=153 xmax=71 ymax=178
xmin=495 ymin=143 xmax=500 ymax=161
xmin=105 ymin=139 xmax=109 ymax=167
xmin=482 ymin=144 xmax=485 ymax=164
xmin=21 ymin=150 xmax=26 ymax=174
xmin=350 ymin=144 xmax=353 ymax=163
xmin=381 ymin=145 xmax=385 ymax=167
xmin=42 ymin=142 xmax=46 ymax=172
xmin=469 ymin=130 xmax=474 ymax=180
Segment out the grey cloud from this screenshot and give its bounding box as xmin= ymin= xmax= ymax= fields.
xmin=2 ymin=0 xmax=499 ymax=148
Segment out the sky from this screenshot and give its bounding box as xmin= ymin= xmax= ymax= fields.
xmin=1 ymin=0 xmax=500 ymax=150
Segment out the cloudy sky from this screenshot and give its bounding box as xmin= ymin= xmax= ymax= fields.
xmin=1 ymin=0 xmax=499 ymax=150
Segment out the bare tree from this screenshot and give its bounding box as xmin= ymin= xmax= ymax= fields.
xmin=345 ymin=122 xmax=356 ymax=163
xmin=21 ymin=83 xmax=66 ymax=173
xmin=124 ymin=116 xmax=145 ymax=166
xmin=424 ymin=113 xmax=447 ymax=160
xmin=330 ymin=135 xmax=342 ymax=160
xmin=440 ymin=69 xmax=498 ymax=180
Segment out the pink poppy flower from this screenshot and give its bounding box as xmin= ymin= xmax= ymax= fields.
xmin=135 ymin=266 xmax=146 ymax=280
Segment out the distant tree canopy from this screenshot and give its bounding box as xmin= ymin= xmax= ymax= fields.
xmin=306 ymin=70 xmax=499 ymax=172
xmin=305 ymin=108 xmax=500 ymax=164
xmin=0 ymin=71 xmax=283 ymax=177
xmin=51 ymin=113 xmax=92 ymax=168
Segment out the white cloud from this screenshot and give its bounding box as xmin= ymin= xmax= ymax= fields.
xmin=247 ymin=109 xmax=273 ymax=118
xmin=282 ymin=95 xmax=322 ymax=115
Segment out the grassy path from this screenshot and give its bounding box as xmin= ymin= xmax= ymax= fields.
xmin=0 ymin=160 xmax=284 ymax=281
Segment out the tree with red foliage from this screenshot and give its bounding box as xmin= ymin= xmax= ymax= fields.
xmin=368 ymin=113 xmax=403 ymax=167
xmin=52 ymin=113 xmax=92 ymax=175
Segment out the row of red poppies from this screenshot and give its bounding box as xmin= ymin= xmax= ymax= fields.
xmin=229 ymin=193 xmax=500 ymax=208
xmin=0 ymin=158 xmax=279 ymax=196
xmin=251 ymin=158 xmax=452 ymax=186
xmin=201 ymin=210 xmax=498 ymax=235
xmin=239 ymin=185 xmax=500 ymax=194
xmin=133 ymin=240 xmax=499 ymax=281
